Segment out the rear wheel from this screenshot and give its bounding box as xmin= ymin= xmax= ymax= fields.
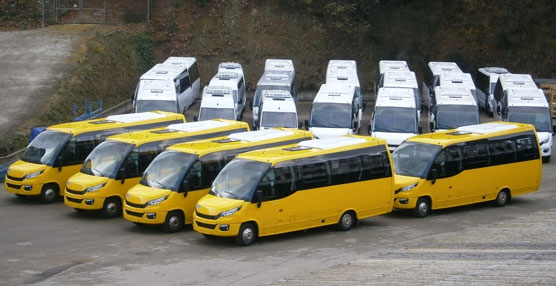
xmin=39 ymin=184 xmax=59 ymax=204
xmin=413 ymin=197 xmax=431 ymax=218
xmin=163 ymin=211 xmax=184 ymax=233
xmin=493 ymin=189 xmax=510 ymax=207
xmin=337 ymin=211 xmax=356 ymax=231
xmin=235 ymin=222 xmax=257 ymax=246
xmin=101 ymin=197 xmax=122 ymax=218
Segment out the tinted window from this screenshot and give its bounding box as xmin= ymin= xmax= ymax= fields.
xmin=295 ymin=162 xmax=329 ymax=190
xmin=59 ymin=139 xmax=98 ymax=166
xmin=120 ymin=149 xmax=158 ymax=179
xmin=258 ymin=167 xmax=294 ymax=201
xmin=181 ymin=161 xmax=204 ymax=191
xmin=463 ymin=142 xmax=489 ymax=169
xmin=179 ymin=75 xmax=191 ymax=93
xmin=361 ymin=152 xmax=392 ymax=180
xmin=189 ymin=62 xmax=200 ymax=82
xmin=489 ymin=139 xmax=516 ymax=165
xmin=431 ymin=146 xmax=462 ymax=179
xmin=515 ymin=136 xmax=538 ymax=162
xmin=330 ymin=157 xmax=362 ymax=185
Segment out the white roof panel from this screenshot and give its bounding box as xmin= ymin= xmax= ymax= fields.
xmin=379 ymin=60 xmax=409 ymax=74
xmin=456 ymin=122 xmax=518 ymax=134
xmin=298 ymin=136 xmax=366 ymax=150
xmin=265 ymin=59 xmax=295 ymax=73
xmin=167 ymin=120 xmax=230 ymax=132
xmin=383 ymin=71 xmax=418 ymax=88
xmin=428 ymin=62 xmax=462 ymax=75
xmin=106 ymin=112 xmax=166 ymax=123
xmin=314 ymin=84 xmax=356 ymax=104
xmin=163 ymin=57 xmax=196 ymax=68
xmin=228 ymin=129 xmax=294 ymax=142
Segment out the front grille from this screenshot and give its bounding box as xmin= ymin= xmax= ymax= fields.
xmin=195 ymin=210 xmax=219 ymax=220
xmin=65 ymin=197 xmax=83 ymax=204
xmin=65 ymin=188 xmax=86 ymax=195
xmin=125 ymin=210 xmax=144 ymax=218
xmin=6 ymin=183 xmax=21 ymax=189
xmin=125 ymin=200 xmax=147 ymax=208
xmin=6 ymin=174 xmax=23 ymax=181
xmin=195 ymin=221 xmax=217 ymax=229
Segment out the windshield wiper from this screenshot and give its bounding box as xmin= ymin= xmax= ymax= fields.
xmin=222 ymin=190 xmax=238 ymax=199
xmin=92 ymin=167 xmax=105 ymax=177
xmin=148 ymin=179 xmax=166 ymax=189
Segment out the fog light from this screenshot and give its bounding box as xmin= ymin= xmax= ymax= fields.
xmin=399 ymin=198 xmax=409 ymax=204
xmin=85 ymin=199 xmax=94 ymax=205
xmin=543 ymin=148 xmax=549 ymax=153
xmin=219 ymin=224 xmax=229 ymax=231
xmin=147 ymin=213 xmax=156 ymax=219
xmin=23 ymin=185 xmax=32 ymax=191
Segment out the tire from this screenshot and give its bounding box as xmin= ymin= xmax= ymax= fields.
xmin=39 ymin=184 xmax=59 ymax=204
xmin=413 ymin=197 xmax=431 ymax=218
xmin=543 ymin=156 xmax=550 ymax=163
xmin=101 ymin=197 xmax=122 ymax=218
xmin=15 ymin=194 xmax=29 ymax=200
xmin=337 ymin=211 xmax=356 ymax=231
xmin=235 ymin=222 xmax=257 ymax=246
xmin=163 ymin=211 xmax=184 ymax=233
xmin=493 ymin=190 xmax=511 ymax=207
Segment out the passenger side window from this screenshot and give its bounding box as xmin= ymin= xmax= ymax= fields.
xmin=181 ymin=161 xmax=203 ymax=191
xmin=258 ymin=167 xmax=294 ymax=201
xmin=361 ymin=152 xmax=391 ymax=180
xmin=59 ymin=139 xmax=97 ymax=166
xmin=330 ymin=157 xmax=362 ymax=185
xmin=189 ymin=63 xmax=200 ymax=82
xmin=515 ymin=136 xmax=538 ymax=162
xmin=489 ymin=139 xmax=516 ymax=165
xmin=120 ymin=150 xmax=156 ymax=179
xmin=431 ymin=146 xmax=462 ymax=178
xmin=463 ymin=142 xmax=489 ymax=169
xmin=179 ymin=75 xmax=191 ymax=93
xmin=200 ymin=159 xmax=222 ymax=189
xmin=295 ymin=162 xmax=329 ymax=190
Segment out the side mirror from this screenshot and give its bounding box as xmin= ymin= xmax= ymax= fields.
xmin=304 ymin=120 xmax=309 ymax=130
xmin=367 ymin=123 xmax=372 ymax=134
xmin=428 ymin=168 xmax=438 ymax=185
xmin=353 ymin=121 xmax=359 ymax=131
xmin=193 ymin=116 xmax=198 ymax=122
xmin=57 ymin=156 xmax=63 ymax=171
xmin=256 ymin=189 xmax=263 ymax=208
xmin=119 ymin=168 xmax=125 ymax=184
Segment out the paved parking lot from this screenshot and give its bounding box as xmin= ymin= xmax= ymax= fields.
xmin=1 ymin=102 xmax=555 ymax=285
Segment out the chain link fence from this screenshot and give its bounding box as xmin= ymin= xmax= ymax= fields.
xmin=41 ymin=0 xmax=151 ymax=25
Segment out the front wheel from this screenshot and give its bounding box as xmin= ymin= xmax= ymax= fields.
xmin=40 ymin=184 xmax=59 ymax=203
xmin=163 ymin=211 xmax=184 ymax=233
xmin=337 ymin=211 xmax=356 ymax=231
xmin=101 ymin=197 xmax=122 ymax=218
xmin=413 ymin=197 xmax=430 ymax=218
xmin=493 ymin=190 xmax=510 ymax=207
xmin=235 ymin=222 xmax=257 ymax=246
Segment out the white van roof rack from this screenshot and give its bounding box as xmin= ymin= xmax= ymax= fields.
xmin=219 ymin=62 xmax=241 ymax=69
xmin=205 ymin=87 xmax=231 ymax=95
xmin=215 ymin=72 xmax=239 ymax=80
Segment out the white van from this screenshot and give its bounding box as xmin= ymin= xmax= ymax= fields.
xmin=204 ymin=65 xmax=247 ymax=119
xmin=379 ymin=71 xmax=420 ymax=112
xmin=422 ymin=62 xmax=463 ymax=109
xmin=258 ymin=90 xmax=298 ymax=129
xmin=326 ymin=60 xmax=364 ymax=123
xmin=133 ymin=57 xmax=200 ymax=114
xmin=475 ymin=67 xmax=510 ymax=116
xmin=429 ymin=86 xmax=479 ymax=132
xmin=439 ymin=72 xmax=477 ymax=104
xmin=370 ymin=87 xmax=420 ymax=150
xmin=198 ymin=87 xmax=240 ymax=121
xmin=494 ymin=74 xmax=538 ymax=120
xmin=309 ymin=84 xmax=361 ymax=138
xmin=264 ymin=59 xmax=295 ymax=76
xmin=375 ymin=60 xmax=411 ymax=96
xmin=499 ymin=88 xmax=554 ymax=161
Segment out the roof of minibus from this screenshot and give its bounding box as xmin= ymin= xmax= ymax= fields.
xmin=406 ymin=122 xmax=535 ymax=147
xmin=105 ymin=119 xmax=248 ymax=145
xmin=236 ymin=135 xmax=387 ymax=165
xmin=375 ymin=88 xmax=416 ymax=108
xmin=264 ymin=59 xmax=295 ymax=74
xmin=439 ymin=73 xmax=475 ymax=89
xmin=434 ymin=86 xmax=476 ymax=106
xmin=507 ymin=89 xmax=548 ymax=108
xmin=47 ymin=111 xmax=184 ymax=136
xmin=257 ymin=71 xmax=294 ymax=87
xmin=383 ymin=71 xmax=418 ymax=89
xmin=498 ymin=74 xmax=537 ymax=90
xmin=313 ymin=84 xmax=356 ymax=104
xmin=428 ymin=62 xmax=462 ymax=75
xmin=379 ymin=60 xmax=409 ymax=74
xmin=167 ymin=128 xmax=313 ymax=157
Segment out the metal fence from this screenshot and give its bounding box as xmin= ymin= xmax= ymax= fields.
xmin=41 ymin=0 xmax=151 ymax=25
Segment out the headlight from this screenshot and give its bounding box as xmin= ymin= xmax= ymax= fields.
xmin=24 ymin=170 xmax=44 ymax=179
xmin=147 ymin=196 xmax=168 ymax=206
xmin=395 ymin=182 xmax=418 ymax=194
xmin=219 ymin=206 xmax=241 ymax=217
xmin=85 ymin=183 xmax=106 ymax=193
xmin=540 ymin=138 xmax=550 ymax=145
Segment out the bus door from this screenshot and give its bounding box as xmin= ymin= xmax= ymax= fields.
xmin=429 ymin=146 xmax=466 ymax=208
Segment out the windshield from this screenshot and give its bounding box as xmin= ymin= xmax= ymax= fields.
xmin=392 ymin=141 xmax=441 ymax=178
xmin=436 ymin=105 xmax=479 ymax=130
xmin=140 ymin=151 xmax=198 ymax=191
xmin=136 ymin=100 xmax=178 ymax=113
xmin=261 ymin=112 xmax=297 ymax=128
xmin=374 ymin=107 xmax=417 ymax=133
xmin=508 ymin=106 xmax=552 ymax=132
xmin=310 ymin=103 xmax=352 ymax=128
xmin=199 ymin=107 xmax=235 ymax=121
xmin=81 ymin=140 xmax=134 ymax=178
xmin=210 ymin=158 xmax=270 ymax=201
xmin=254 ymin=85 xmax=289 ymax=107
xmin=21 ymin=130 xmax=71 ymax=165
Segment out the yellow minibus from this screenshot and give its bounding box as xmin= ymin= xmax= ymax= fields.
xmin=4 ymin=111 xmax=185 ymax=203
xmin=392 ymin=122 xmax=542 ymax=217
xmin=64 ymin=120 xmax=249 ymax=217
xmin=124 ymin=128 xmax=313 ymax=232
xmin=193 ymin=135 xmax=395 ymax=245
